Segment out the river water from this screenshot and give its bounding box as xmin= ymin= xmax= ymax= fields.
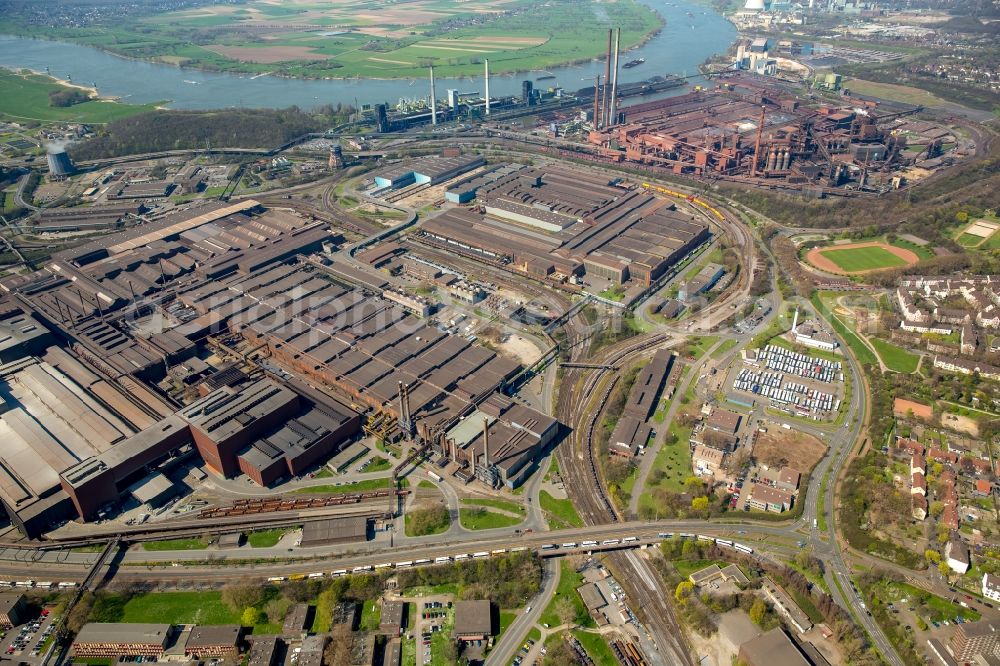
xmin=0 ymin=0 xmax=735 ymax=111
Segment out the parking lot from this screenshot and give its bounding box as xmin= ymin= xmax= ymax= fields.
xmin=0 ymin=605 xmax=60 ymax=664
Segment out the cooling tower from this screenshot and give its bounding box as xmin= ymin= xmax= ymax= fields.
xmin=46 ymin=147 xmax=74 ymax=179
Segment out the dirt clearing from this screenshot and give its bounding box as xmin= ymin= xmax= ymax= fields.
xmin=754 ymin=428 xmax=827 ymax=472
xmin=894 ymin=397 xmax=933 ymax=420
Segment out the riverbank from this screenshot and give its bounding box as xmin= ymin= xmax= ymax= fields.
xmin=0 ymin=0 xmax=737 ymax=110
xmin=0 ymin=67 xmax=160 ymax=124
xmin=0 ymin=0 xmax=663 ymax=82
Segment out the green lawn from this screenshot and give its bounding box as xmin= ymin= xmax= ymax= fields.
xmin=958 ymin=232 xmax=986 ymax=247
xmin=686 ymin=335 xmax=719 ymax=358
xmin=359 ymin=456 xmax=392 ymax=473
xmin=0 ymin=68 xmax=159 ymax=123
xmin=460 ymin=498 xmax=525 ymax=515
xmin=672 ymin=559 xmax=722 ymax=579
xmin=499 ymin=610 xmax=517 ymax=636
xmin=141 ymin=537 xmax=209 ymax=551
xmin=870 ymin=338 xmax=919 ymax=373
xmin=710 ymin=339 xmax=739 ymax=359
xmin=292 ymin=478 xmax=392 ymax=494
xmin=246 ymin=528 xmax=291 ymax=548
xmin=117 ymin=591 xmax=280 ymax=633
xmin=404 ymin=505 xmax=451 ymax=537
xmin=459 ymin=507 xmax=523 ymax=530
xmin=539 ymin=490 xmax=583 ymax=529
xmin=818 ymin=245 xmax=908 ymax=272
xmin=359 ymin=600 xmax=381 ymax=631
xmin=539 ymin=560 xmax=594 ymax=628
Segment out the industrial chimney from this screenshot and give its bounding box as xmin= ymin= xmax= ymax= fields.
xmin=482 ymin=417 xmax=490 ymax=468
xmin=429 ymin=66 xmax=437 ymax=125
xmin=603 ymin=28 xmax=613 ymax=127
xmin=484 ymin=59 xmax=491 ymax=116
xmin=609 ymin=28 xmax=621 ymax=126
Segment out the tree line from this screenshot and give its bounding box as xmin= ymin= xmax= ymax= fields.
xmin=68 ymin=105 xmax=355 ymax=161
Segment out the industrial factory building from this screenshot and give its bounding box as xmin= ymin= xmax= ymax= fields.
xmin=586 ymin=73 xmax=932 ymax=189
xmin=609 ymin=348 xmax=675 ymax=457
xmin=372 ymin=154 xmax=485 ymax=191
xmin=420 ymin=163 xmax=710 ymax=287
xmin=0 ymin=197 xmax=555 ymax=535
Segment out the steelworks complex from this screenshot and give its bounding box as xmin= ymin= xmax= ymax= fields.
xmin=0 ymin=197 xmax=555 ymax=537
xmin=412 ymin=162 xmax=711 ymax=287
xmin=586 ymin=74 xmax=957 ymax=190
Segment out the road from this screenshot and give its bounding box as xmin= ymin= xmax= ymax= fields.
xmin=484 ymin=559 xmax=560 ymax=666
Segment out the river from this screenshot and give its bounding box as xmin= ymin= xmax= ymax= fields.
xmin=0 ymin=0 xmax=735 ymax=111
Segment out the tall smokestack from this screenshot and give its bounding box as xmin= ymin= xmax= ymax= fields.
xmin=429 ymin=66 xmax=437 ymax=126
xmin=482 ymin=417 xmax=489 ymax=467
xmin=609 ymin=28 xmax=621 ymax=126
xmin=751 ymin=105 xmax=766 ymax=177
xmin=592 ymin=75 xmax=601 ymax=130
xmin=603 ymin=29 xmax=613 ymax=127
xmin=484 ymin=59 xmax=491 ymax=116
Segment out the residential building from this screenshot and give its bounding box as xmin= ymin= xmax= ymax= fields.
xmin=184 ymin=625 xmax=242 ymax=659
xmin=73 ymin=624 xmax=172 ymax=659
xmin=950 ymin=619 xmax=1000 ymax=662
xmin=982 ymin=573 xmax=1000 ymax=604
xmin=946 ymin=536 xmax=971 ymax=574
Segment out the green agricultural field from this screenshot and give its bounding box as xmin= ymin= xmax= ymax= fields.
xmin=870 ymin=338 xmax=919 ymax=373
xmin=818 ymin=245 xmax=908 ymax=272
xmin=0 ymin=0 xmax=661 ymax=80
xmin=0 ymin=68 xmax=159 ymax=123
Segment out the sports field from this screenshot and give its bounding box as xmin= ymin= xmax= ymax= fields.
xmin=1 ymin=0 xmax=662 ymax=80
xmin=806 ymin=241 xmax=919 ymax=274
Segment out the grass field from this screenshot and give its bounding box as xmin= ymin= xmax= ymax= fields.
xmin=291 ymin=478 xmax=392 ymax=494
xmin=458 ymin=507 xmax=523 ymax=530
xmin=459 ymin=498 xmax=525 ymax=515
xmin=117 ymin=591 xmax=280 ymax=632
xmin=539 ymin=560 xmax=594 ymax=628
xmin=0 ymin=68 xmax=159 ymax=123
xmin=141 ymin=537 xmax=210 ymax=551
xmin=811 ymin=292 xmax=878 ymax=366
xmin=539 ymin=490 xmax=583 ymax=529
xmin=1 ymin=0 xmax=662 ymax=80
xmin=842 ymin=78 xmax=950 ymax=108
xmin=246 ymin=528 xmax=291 ymax=548
xmin=572 ymin=630 xmax=618 ymax=666
xmin=818 ymin=246 xmax=908 ymax=272
xmin=870 ymin=338 xmax=920 ymax=373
